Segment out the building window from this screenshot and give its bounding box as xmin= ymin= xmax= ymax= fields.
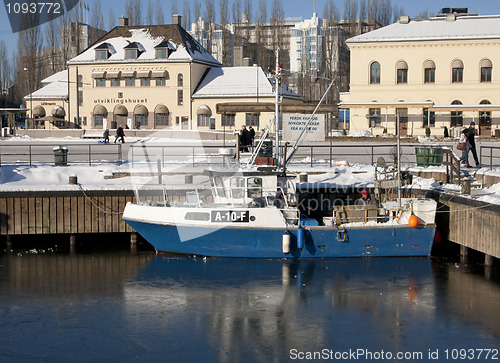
xmin=246 ymin=113 xmax=260 ymax=127
xmin=134 ymin=114 xmax=147 ymax=127
xmin=177 ymin=73 xmax=183 ymax=87
xmin=370 ymin=62 xmax=380 ymax=84
xmin=423 ymin=108 xmax=435 ymax=127
xmin=424 ymin=60 xmax=436 ymax=83
xmin=424 ymin=68 xmax=435 ymax=83
xmin=481 ymin=59 xmax=492 ymax=82
xmin=125 ymin=77 xmax=135 ymax=87
xmin=156 ymin=48 xmax=167 ymax=59
xmin=156 ymin=77 xmax=166 ymax=86
xmin=156 ymin=113 xmax=169 ymax=126
xmin=125 ymin=49 xmax=138 ymax=59
xmin=77 ymin=74 xmax=83 ymax=87
xmin=110 ymin=78 xmax=120 ymax=87
xmin=368 ymin=108 xmax=381 ymax=127
xmin=95 ymin=78 xmax=106 ymax=87
xmin=95 ymin=50 xmax=108 ymax=60
xmin=452 ymin=60 xmax=464 ymax=83
xmin=78 ymin=91 xmax=83 ymax=106
xmin=450 ymin=100 xmax=463 ymax=127
xmin=396 ymin=61 xmax=408 ymax=84
xmin=178 ymin=90 xmax=183 ymax=105
xmin=140 ymin=78 xmax=151 ymax=87
xmin=197 ymin=114 xmax=210 ymax=127
xmin=94 ymin=114 xmax=104 ymax=127
xmin=222 ymin=113 xmax=235 ymax=127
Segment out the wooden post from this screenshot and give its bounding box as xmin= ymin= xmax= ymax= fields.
xmin=130 ymin=232 xmax=138 ymax=245
xmin=485 ymin=254 xmax=494 ymax=267
xmin=460 ymin=245 xmax=468 ymax=264
xmin=5 ymin=235 xmax=12 ymax=250
xmin=70 ymin=234 xmax=76 ymax=246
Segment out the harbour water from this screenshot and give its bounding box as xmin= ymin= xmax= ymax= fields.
xmin=1 ymin=238 xmax=499 ymax=362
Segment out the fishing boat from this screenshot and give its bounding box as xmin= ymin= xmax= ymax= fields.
xmin=122 ymin=53 xmax=437 ymax=258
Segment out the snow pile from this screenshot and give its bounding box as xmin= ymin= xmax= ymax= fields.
xmin=348 ymin=130 xmax=374 ymax=137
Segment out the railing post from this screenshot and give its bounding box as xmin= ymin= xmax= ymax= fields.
xmin=118 ymin=143 xmax=122 ymax=166
xmin=310 ymin=146 xmax=313 ymax=167
xmin=88 ymin=144 xmax=91 ymax=166
xmin=162 ymin=146 xmax=165 ymax=167
xmin=29 ymin=145 xmax=32 ymax=167
xmin=490 ymin=147 xmax=493 ymax=170
xmin=193 ymin=146 xmax=195 ymax=167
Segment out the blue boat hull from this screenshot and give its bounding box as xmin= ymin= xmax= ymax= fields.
xmin=125 ymin=220 xmax=435 ymax=258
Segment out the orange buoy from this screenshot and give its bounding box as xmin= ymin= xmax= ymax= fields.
xmin=408 ymin=214 xmax=419 ymax=228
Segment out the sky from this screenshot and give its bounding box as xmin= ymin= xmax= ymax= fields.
xmin=1 ymin=0 xmax=500 ymax=61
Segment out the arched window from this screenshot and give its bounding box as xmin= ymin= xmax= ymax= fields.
xmin=134 ymin=105 xmax=148 ymax=128
xmin=155 ymin=104 xmax=169 ymax=127
xmin=396 ymin=61 xmax=408 ymax=84
xmin=452 ymin=59 xmax=464 ymax=83
xmin=451 ymin=100 xmax=463 ymax=127
xmin=481 ymin=59 xmax=492 ymax=82
xmin=177 ymin=73 xmax=184 ymax=87
xmin=424 ymin=60 xmax=435 ymax=83
xmin=370 ymin=62 xmax=380 ymax=84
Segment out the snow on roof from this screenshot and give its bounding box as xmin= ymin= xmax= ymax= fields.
xmin=347 ymin=15 xmax=500 ymax=43
xmin=25 ymin=71 xmax=68 ymax=100
xmin=192 ymin=66 xmax=301 ymax=99
xmin=68 ymin=26 xmax=221 ymax=66
xmin=41 ymin=69 xmax=68 ymax=85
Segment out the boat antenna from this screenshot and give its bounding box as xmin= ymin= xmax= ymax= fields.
xmin=274 ymin=49 xmax=281 ymax=170
xmin=397 ymin=111 xmax=402 ymax=208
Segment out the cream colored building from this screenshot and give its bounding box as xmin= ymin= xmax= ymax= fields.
xmin=340 ymin=13 xmax=500 ymax=137
xmin=26 ymin=16 xmax=300 ymax=132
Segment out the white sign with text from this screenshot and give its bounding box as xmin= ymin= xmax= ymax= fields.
xmin=282 ymin=113 xmax=325 ymax=142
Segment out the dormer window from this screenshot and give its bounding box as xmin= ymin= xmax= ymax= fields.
xmin=95 ymin=42 xmax=112 ymax=60
xmin=124 ymin=42 xmax=144 ymax=60
xmin=154 ymin=40 xmax=173 ymax=59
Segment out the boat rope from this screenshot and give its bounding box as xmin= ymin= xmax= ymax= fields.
xmin=77 ymin=184 xmax=123 ymax=215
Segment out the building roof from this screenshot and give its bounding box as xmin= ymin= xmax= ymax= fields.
xmin=347 ymin=15 xmax=500 ymax=44
xmin=192 ymin=66 xmax=301 ymax=99
xmin=25 ymin=70 xmax=68 ymax=100
xmin=68 ymin=24 xmax=221 ymax=66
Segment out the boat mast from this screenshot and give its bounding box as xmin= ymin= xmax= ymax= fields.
xmin=397 ymin=112 xmax=402 ymax=208
xmin=274 ymin=49 xmax=280 ymax=169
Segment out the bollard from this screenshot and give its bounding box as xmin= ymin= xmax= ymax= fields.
xmin=185 ymin=174 xmax=193 ymax=184
xmin=461 ymin=179 xmax=471 ymax=195
xmin=69 ymin=175 xmax=78 ymax=184
xmin=299 ymin=172 xmax=308 ymax=183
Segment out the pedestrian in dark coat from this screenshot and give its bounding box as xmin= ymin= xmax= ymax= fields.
xmin=467 ymin=122 xmax=479 ymax=167
xmin=240 ymin=125 xmax=251 ymax=152
xmin=115 ymin=126 xmax=125 ymax=143
xmin=248 ymin=126 xmax=256 ymax=145
xmin=103 ymin=129 xmax=110 ymax=143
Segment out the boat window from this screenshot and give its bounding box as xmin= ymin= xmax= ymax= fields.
xmin=230 ymin=177 xmax=245 ymax=199
xmin=247 ymin=177 xmax=262 ymax=198
xmin=184 ymin=212 xmax=210 ymax=221
xmin=214 ymin=176 xmax=226 ymax=198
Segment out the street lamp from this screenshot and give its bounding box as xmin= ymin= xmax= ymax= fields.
xmin=23 ymin=67 xmax=32 ymax=128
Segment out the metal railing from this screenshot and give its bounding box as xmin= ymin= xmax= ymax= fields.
xmin=479 ymin=145 xmax=500 ymax=170
xmin=0 ymin=143 xmax=122 ymax=166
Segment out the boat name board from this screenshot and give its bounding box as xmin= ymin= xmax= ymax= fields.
xmin=211 ymin=210 xmax=250 ymax=223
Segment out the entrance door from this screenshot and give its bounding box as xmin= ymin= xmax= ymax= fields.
xmin=396 ymin=108 xmax=408 ymax=136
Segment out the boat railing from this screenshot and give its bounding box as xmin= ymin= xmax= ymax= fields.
xmin=324 ymin=205 xmax=400 ymax=226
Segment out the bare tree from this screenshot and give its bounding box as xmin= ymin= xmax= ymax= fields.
xmin=90 ymin=0 xmax=105 ymax=30
xmin=155 ymin=0 xmax=165 ymax=24
xmin=108 ymin=8 xmax=116 ymax=29
xmin=44 ymin=13 xmax=61 ymax=75
xmin=271 ymin=0 xmax=286 ymax=83
xmin=172 ymin=0 xmax=178 ymax=16
xmin=146 ymin=0 xmax=154 ymax=25
xmin=193 ymin=1 xmax=201 ymax=22
xmin=359 ymin=0 xmax=367 ymax=20
xmin=378 ymin=0 xmax=392 ymax=26
xmin=183 ymin=0 xmax=192 ymax=29
xmin=232 ymin=0 xmax=241 ymax=23
xmin=219 ymin=0 xmax=231 ymax=65
xmin=244 ymin=0 xmax=252 ymax=23
xmin=0 ymin=40 xmax=12 ymax=93
xmin=204 ymin=0 xmax=215 ymax=53
xmin=58 ymin=11 xmax=72 ymax=65
xmin=256 ymin=0 xmax=268 ymax=67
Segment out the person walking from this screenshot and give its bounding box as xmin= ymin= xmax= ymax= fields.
xmin=239 ymin=125 xmax=250 ymax=152
xmin=467 ymin=121 xmax=479 ymax=167
xmin=115 ymin=126 xmax=125 ymax=143
xmin=102 ymin=128 xmax=110 ymax=144
xmin=458 ymin=128 xmax=470 ymax=167
xmin=248 ymin=126 xmax=256 ymax=151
